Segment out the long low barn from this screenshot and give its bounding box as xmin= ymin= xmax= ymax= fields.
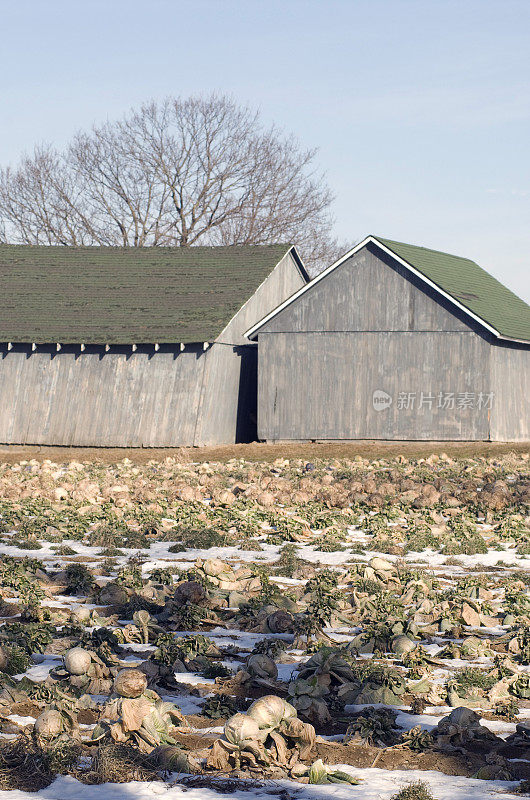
xmin=247 ymin=235 xmax=530 ymax=442
xmin=0 ymin=244 xmax=308 ymax=446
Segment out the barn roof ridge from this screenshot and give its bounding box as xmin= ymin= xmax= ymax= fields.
xmin=245 ymin=235 xmax=530 ymax=343
xmin=0 ymin=242 xmax=302 ymax=344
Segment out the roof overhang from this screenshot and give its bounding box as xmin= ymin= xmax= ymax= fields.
xmin=245 ymin=236 xmax=529 ymax=344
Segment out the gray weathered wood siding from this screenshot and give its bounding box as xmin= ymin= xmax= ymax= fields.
xmin=256 ymin=245 xmax=529 ymax=442
xmin=0 ymin=249 xmax=307 ymax=446
xmin=195 ymin=249 xmax=307 ymax=446
xmin=258 ymin=332 xmax=492 ymax=441
xmin=0 ymin=345 xmax=204 ymax=446
xmin=490 ymin=343 xmax=530 ymax=441
xmin=194 ymin=344 xmax=257 ymax=446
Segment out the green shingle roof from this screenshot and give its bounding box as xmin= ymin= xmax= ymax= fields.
xmin=373 ymin=236 xmax=530 ymax=342
xmin=0 ymin=243 xmax=298 ymax=344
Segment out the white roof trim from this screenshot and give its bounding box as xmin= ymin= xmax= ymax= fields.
xmin=497 ymin=336 xmax=530 ymax=344
xmin=244 ymin=235 xmax=514 ymax=342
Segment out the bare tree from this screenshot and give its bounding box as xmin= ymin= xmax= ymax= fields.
xmin=0 ymin=146 xmax=93 ymax=246
xmin=0 ymin=94 xmax=343 ymax=269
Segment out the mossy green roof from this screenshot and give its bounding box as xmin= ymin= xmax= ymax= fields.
xmin=0 ymin=243 xmax=297 ymax=344
xmin=374 ymin=236 xmax=530 ymax=342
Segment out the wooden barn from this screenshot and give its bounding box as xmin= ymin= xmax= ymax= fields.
xmin=247 ymin=235 xmax=530 ymax=442
xmin=0 ymin=243 xmax=308 ymax=446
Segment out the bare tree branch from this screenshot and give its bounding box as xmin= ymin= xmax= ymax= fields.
xmin=0 ymin=94 xmax=344 ymax=270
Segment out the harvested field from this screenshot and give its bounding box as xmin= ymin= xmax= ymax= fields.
xmin=0 ymin=449 xmax=527 ymax=800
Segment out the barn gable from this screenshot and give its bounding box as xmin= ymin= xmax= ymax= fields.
xmin=248 ymin=243 xmax=479 ymax=336
xmin=247 ymin=236 xmax=530 ymax=343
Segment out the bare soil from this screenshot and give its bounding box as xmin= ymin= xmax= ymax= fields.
xmin=10 ymin=702 xmax=41 ymax=718
xmin=0 ymin=440 xmax=527 ymax=464
xmin=314 ymin=740 xmax=486 ymax=777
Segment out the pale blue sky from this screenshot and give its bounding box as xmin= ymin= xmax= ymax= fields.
xmin=2 ymin=0 xmax=529 ymax=300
